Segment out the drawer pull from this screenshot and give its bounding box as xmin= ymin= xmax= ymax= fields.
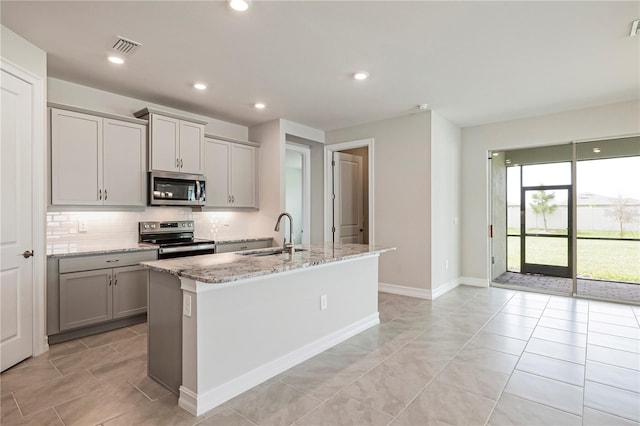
xmin=105 ymin=259 xmax=120 ymax=263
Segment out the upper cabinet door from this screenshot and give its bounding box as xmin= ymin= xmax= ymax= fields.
xmin=51 ymin=109 xmax=103 ymax=205
xmin=103 ymin=119 xmax=146 ymax=206
xmin=203 ymin=139 xmax=231 ymax=207
xmin=150 ymin=114 xmax=179 ymax=172
xmin=179 ymin=121 xmax=204 ymax=174
xmin=230 ymin=144 xmax=256 ymax=208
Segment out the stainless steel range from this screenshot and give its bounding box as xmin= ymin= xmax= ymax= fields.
xmin=139 ymin=220 xmax=215 ymax=259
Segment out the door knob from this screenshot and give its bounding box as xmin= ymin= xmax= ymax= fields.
xmin=22 ymin=250 xmax=34 ymax=258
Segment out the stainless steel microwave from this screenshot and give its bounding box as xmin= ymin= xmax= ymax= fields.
xmin=148 ymin=171 xmax=206 ymax=206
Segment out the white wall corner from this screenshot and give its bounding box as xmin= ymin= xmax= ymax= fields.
xmin=429 ymin=278 xmax=461 ymax=300
xmin=458 ymin=276 xmax=490 ymax=287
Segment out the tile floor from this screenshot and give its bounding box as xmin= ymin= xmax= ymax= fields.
xmin=1 ymin=286 xmax=639 ymax=426
xmin=494 ymin=271 xmax=640 ymax=303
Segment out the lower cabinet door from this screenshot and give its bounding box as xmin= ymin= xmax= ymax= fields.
xmin=112 ymin=265 xmax=148 ymax=319
xmin=59 ymin=269 xmax=112 ymax=331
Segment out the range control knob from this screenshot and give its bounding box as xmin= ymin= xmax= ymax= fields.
xmin=144 ymin=224 xmax=150 ymax=229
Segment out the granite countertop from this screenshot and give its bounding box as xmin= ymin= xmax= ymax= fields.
xmin=216 ymin=237 xmax=273 ymax=244
xmin=47 ymin=241 xmax=158 ymax=258
xmin=141 ymin=243 xmax=395 ymax=284
xmin=46 ymin=236 xmax=273 ymax=258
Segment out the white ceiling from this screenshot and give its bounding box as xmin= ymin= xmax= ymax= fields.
xmin=2 ymin=1 xmax=638 ymax=131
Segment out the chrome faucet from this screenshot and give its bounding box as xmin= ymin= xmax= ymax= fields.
xmin=274 ymin=212 xmax=295 ymax=254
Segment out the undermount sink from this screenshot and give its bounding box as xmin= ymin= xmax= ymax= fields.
xmin=236 ymin=247 xmax=306 ymax=257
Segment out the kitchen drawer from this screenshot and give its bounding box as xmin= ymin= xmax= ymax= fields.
xmin=216 ymin=239 xmax=272 ymax=254
xmin=59 ymin=250 xmax=157 ymax=273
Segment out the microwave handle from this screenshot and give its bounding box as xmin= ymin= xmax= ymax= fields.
xmin=196 ymin=180 xmax=202 ymax=201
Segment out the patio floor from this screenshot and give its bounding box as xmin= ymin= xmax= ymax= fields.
xmin=493 ymin=271 xmax=640 ymax=304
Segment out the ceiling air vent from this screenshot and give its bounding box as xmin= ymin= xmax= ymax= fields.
xmin=112 ymin=36 xmax=142 ymax=55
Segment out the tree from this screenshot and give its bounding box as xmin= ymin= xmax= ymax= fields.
xmin=530 ymin=189 xmax=557 ymax=231
xmin=607 ymin=196 xmax=638 ymax=238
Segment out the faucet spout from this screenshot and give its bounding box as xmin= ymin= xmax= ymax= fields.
xmin=274 ymin=212 xmax=295 ymax=254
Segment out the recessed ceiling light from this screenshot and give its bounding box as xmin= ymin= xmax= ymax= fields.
xmin=193 ymin=82 xmax=208 ymax=90
xmin=631 ymin=19 xmax=639 ymax=37
xmin=492 ymin=152 xmax=500 ymax=157
xmin=593 ymin=147 xmax=601 ymax=153
xmin=353 ymin=71 xmax=369 ymax=80
xmin=229 ymin=0 xmax=250 ymax=12
xmin=505 ymin=159 xmax=512 ymax=164
xmin=254 ymin=102 xmax=266 ymax=109
xmin=108 ymin=56 xmax=124 ymax=65
xmin=418 ymin=104 xmax=430 ymax=111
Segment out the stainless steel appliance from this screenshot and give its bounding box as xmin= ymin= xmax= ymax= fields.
xmin=148 ymin=171 xmax=206 ymax=206
xmin=139 ymin=220 xmax=215 ymax=259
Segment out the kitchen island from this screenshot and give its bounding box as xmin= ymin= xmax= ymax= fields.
xmin=141 ymin=243 xmax=394 ymax=416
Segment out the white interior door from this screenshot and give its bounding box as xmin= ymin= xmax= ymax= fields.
xmin=333 ymin=152 xmax=363 ymax=244
xmin=1 ymin=69 xmax=34 ymax=371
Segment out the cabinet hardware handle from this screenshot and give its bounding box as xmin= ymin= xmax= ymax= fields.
xmin=176 ymin=158 xmax=180 ymax=168
xmin=180 ymin=159 xmax=184 ymax=168
xmin=105 ymin=259 xmax=119 ymax=263
xmin=114 ymin=277 xmax=118 ymax=286
xmin=228 ymin=195 xmax=231 ymax=203
xmin=109 ymin=276 xmax=112 ymax=286
xmin=99 ymin=189 xmax=102 ymax=200
xmin=22 ymin=250 xmax=34 ymax=258
xmin=232 ymin=195 xmax=235 ymax=203
xmin=104 ymin=189 xmax=108 ymax=200
xmin=240 ymin=246 xmax=248 ymax=250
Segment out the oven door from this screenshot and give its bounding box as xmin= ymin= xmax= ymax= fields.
xmin=149 ymin=171 xmax=206 ymax=206
xmin=158 ymin=243 xmax=216 ymax=259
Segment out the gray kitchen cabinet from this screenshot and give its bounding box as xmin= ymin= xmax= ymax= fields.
xmin=59 ymin=269 xmax=112 ymax=330
xmin=216 ymin=239 xmax=272 ymax=253
xmin=50 ymin=107 xmax=146 ymax=206
xmin=204 ymin=137 xmax=258 ymax=208
xmin=112 ymin=265 xmax=149 ymax=319
xmin=52 ymin=250 xmax=156 ymax=334
xmin=135 ymin=108 xmax=206 ymax=174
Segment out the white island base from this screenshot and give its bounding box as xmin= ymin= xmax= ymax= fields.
xmin=147 ymin=254 xmax=380 ymax=416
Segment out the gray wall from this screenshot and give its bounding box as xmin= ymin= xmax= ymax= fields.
xmin=327 ymin=113 xmax=432 ymax=291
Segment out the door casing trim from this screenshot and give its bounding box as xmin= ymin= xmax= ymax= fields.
xmin=1 ymin=58 xmax=48 ymax=357
xmin=324 ymin=139 xmax=375 ymax=246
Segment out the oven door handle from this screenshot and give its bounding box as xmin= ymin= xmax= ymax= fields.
xmin=159 ymin=243 xmax=216 ymax=255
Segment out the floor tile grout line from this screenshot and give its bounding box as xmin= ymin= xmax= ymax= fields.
xmin=386 ymin=291 xmax=517 ymax=426
xmin=10 ymin=392 xmax=26 ymax=420
xmin=482 ymin=292 xmax=586 ymax=424
xmin=52 ymin=406 xmax=66 ymax=426
xmin=229 ymin=407 xmax=259 ymax=426
xmin=283 ymin=292 xmax=493 ymax=425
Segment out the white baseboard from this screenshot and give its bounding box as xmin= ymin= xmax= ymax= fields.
xmin=379 ymin=280 xmax=462 ymax=300
xmin=459 ymin=276 xmax=490 ymax=288
xmin=378 ymin=282 xmax=430 ymax=299
xmin=430 ymin=278 xmax=461 ymax=299
xmin=180 ymin=313 xmax=380 ymax=416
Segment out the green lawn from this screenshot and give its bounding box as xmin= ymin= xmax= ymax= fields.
xmin=507 ymin=236 xmax=640 ymax=282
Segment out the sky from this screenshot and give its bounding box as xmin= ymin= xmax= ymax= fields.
xmin=507 ymin=156 xmax=640 ymax=205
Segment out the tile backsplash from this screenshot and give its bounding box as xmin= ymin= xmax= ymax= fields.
xmin=47 ymin=208 xmax=260 ymax=245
